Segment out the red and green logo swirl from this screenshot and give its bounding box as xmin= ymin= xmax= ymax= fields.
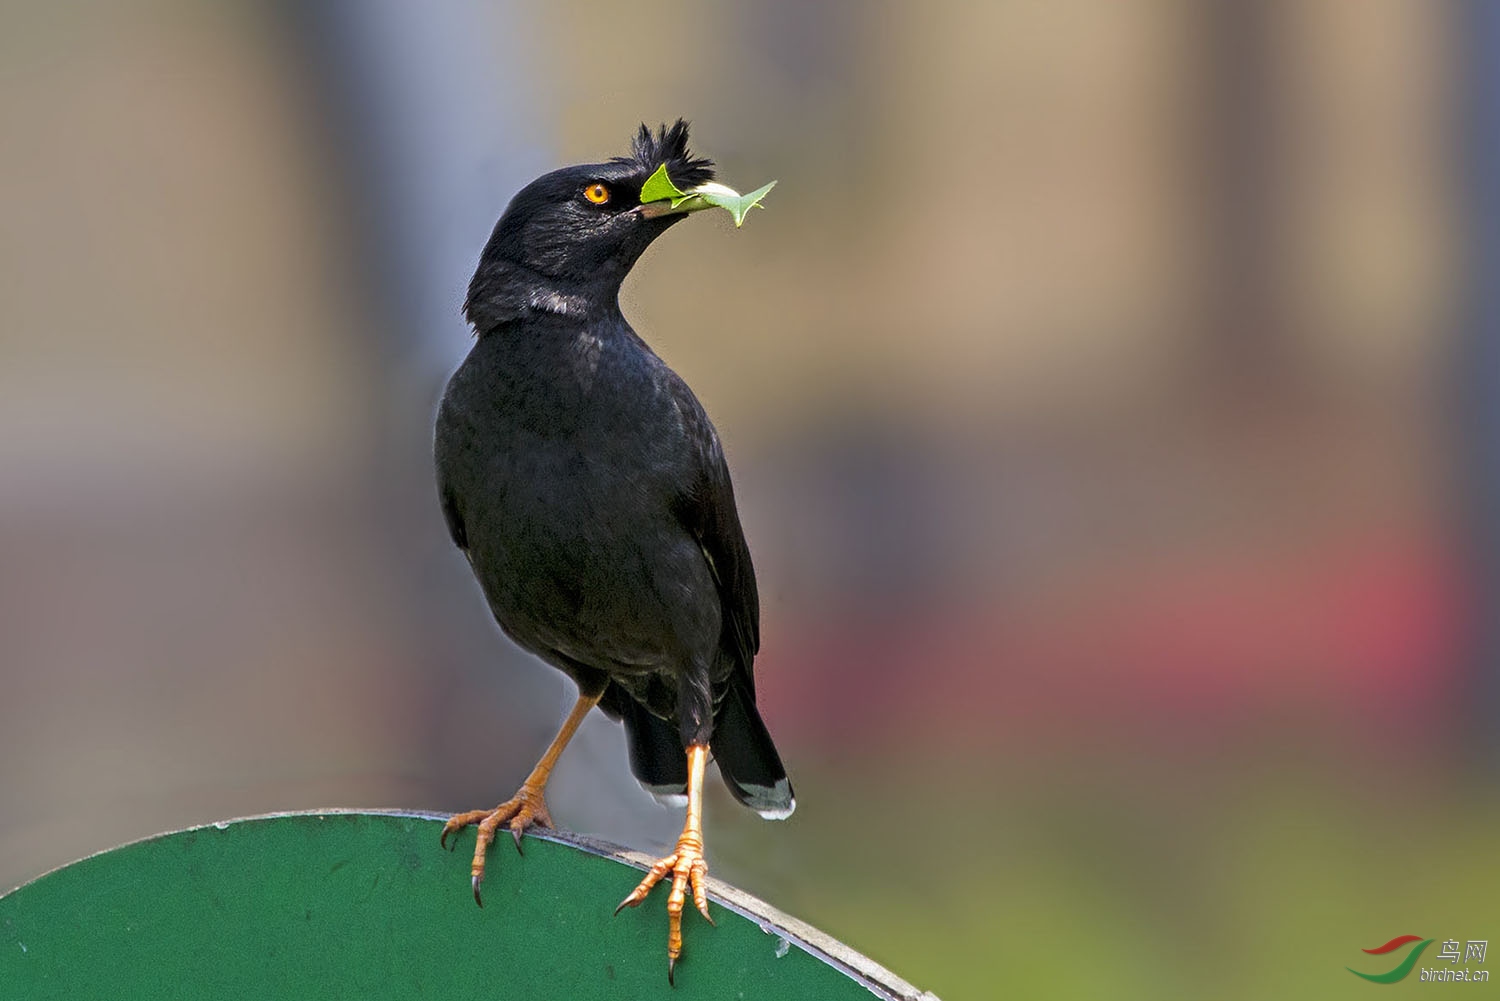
xmin=1347 ymin=935 xmax=1433 ymax=984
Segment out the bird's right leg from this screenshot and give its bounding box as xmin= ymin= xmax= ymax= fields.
xmin=614 ymin=742 xmax=714 ymax=984
xmin=441 ymin=688 xmax=601 ymax=905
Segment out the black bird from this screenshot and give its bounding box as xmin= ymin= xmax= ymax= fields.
xmin=435 ymin=121 xmax=793 ymax=980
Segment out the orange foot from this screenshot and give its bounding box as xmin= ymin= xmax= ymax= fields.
xmin=440 ymin=786 xmax=552 ymax=906
xmin=615 ymin=833 xmax=714 ymax=984
xmin=615 ymin=744 xmax=715 ymax=984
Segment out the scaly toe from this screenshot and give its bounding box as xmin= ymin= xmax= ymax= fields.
xmin=617 ymin=838 xmax=711 ymax=981
xmin=440 ymin=809 xmax=492 ymax=850
xmin=441 ymin=787 xmax=552 ymax=905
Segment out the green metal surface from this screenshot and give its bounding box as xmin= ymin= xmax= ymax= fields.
xmin=0 ymin=811 xmax=925 ymax=1000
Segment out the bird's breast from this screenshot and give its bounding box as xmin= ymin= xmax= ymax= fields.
xmin=436 ymin=330 xmax=714 ymax=671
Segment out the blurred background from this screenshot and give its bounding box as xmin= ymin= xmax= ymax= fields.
xmin=3 ymin=2 xmax=1499 ymax=997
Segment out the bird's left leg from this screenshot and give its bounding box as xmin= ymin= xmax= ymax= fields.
xmin=441 ymin=688 xmax=601 ymax=905
xmin=615 ymin=742 xmax=713 ymax=984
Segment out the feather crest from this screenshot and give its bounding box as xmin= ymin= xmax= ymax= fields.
xmin=612 ymin=119 xmax=715 ymax=188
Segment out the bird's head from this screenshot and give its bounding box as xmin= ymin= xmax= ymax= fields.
xmin=465 ymin=120 xmax=715 ymax=330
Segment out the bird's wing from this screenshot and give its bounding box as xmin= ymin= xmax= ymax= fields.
xmin=434 ymin=393 xmax=470 ymax=553
xmin=666 ymin=375 xmax=761 ymax=684
xmin=439 ymin=482 xmax=468 ymax=553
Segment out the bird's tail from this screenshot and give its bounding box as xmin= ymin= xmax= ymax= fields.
xmin=712 ymin=681 xmax=796 ymax=820
xmin=615 ymin=693 xmax=690 ymax=807
xmin=611 ymin=679 xmax=795 ymax=819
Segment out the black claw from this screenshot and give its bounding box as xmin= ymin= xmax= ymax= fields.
xmin=511 ymin=827 xmax=525 ymax=855
xmin=667 ymin=956 xmax=676 ymax=987
xmin=613 ymin=897 xmax=631 ymax=918
xmin=472 ymin=875 xmax=484 ymax=908
xmin=440 ymin=829 xmax=453 ymax=851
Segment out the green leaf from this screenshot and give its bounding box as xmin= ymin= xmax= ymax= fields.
xmin=691 ymin=180 xmax=777 ymax=227
xmin=639 ymin=163 xmax=686 ymax=204
xmin=639 ymin=164 xmax=777 ymax=227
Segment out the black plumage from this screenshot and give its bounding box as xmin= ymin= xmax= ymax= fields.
xmin=435 ymin=121 xmax=792 ymax=955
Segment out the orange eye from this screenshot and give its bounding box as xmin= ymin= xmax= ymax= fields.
xmin=583 ymin=182 xmax=610 ymax=205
